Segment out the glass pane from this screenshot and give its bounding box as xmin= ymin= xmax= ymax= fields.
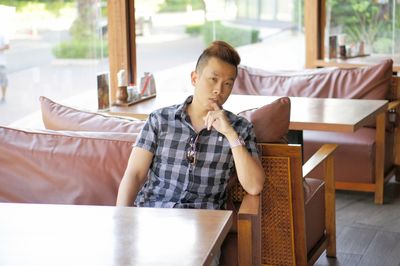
xmin=135 ymin=0 xmax=305 ymax=94
xmin=260 ymin=0 xmax=276 ymax=20
xmin=325 ymin=0 xmax=396 ymax=59
xmin=395 ymin=0 xmax=400 ymax=55
xmin=0 ymin=0 xmax=109 ymax=125
xmin=276 ymin=0 xmax=293 ymax=21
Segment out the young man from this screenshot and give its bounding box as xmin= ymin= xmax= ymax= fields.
xmin=117 ymin=41 xmax=265 ymax=210
xmin=0 ymin=32 xmax=9 ymax=102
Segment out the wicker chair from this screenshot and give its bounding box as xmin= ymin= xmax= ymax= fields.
xmin=222 ymin=143 xmax=337 ymax=266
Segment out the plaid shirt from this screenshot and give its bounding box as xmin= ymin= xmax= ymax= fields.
xmin=134 ymin=96 xmax=259 ymax=209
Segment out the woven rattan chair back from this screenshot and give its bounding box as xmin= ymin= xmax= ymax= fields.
xmin=228 ymin=143 xmax=305 ymax=265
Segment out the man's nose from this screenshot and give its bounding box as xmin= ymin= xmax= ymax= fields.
xmin=213 ymin=83 xmax=223 ymax=95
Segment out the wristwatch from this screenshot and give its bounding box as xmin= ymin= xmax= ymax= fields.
xmin=230 ymin=136 xmax=245 ymax=149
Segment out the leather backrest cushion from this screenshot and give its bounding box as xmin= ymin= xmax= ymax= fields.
xmin=233 ymin=59 xmax=393 ymax=100
xmin=238 ymin=97 xmax=290 ymax=143
xmin=0 ymin=126 xmax=137 ymax=205
xmin=40 ymin=96 xmax=146 ymax=133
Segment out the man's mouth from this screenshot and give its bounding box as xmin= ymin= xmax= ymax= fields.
xmin=209 ymin=98 xmax=219 ymax=104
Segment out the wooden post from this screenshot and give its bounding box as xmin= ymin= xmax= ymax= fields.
xmin=107 ymin=0 xmax=136 ymax=104
xmin=304 ymin=0 xmax=325 ymax=68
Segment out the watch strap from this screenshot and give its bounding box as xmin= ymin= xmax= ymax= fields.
xmin=230 ymin=136 xmax=245 ymax=149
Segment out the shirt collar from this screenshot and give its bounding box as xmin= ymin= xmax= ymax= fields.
xmin=175 ymin=95 xmax=193 ymax=119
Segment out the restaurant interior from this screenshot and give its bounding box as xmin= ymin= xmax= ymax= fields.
xmin=0 ymin=0 xmax=399 ymax=265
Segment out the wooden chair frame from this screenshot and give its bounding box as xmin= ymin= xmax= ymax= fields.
xmin=230 ymin=143 xmax=337 ymax=266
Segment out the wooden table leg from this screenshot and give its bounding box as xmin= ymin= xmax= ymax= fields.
xmin=395 ymin=127 xmax=400 ymax=182
xmin=375 ymin=111 xmax=386 ymax=204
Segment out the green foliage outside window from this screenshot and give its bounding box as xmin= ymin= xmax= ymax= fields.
xmin=53 ymin=38 xmax=108 ymax=59
xmin=53 ymin=0 xmax=108 ymax=59
xmin=327 ymin=0 xmax=396 ymax=54
xmin=0 ymin=0 xmax=73 ymax=15
xmin=0 ymin=0 xmax=107 ymax=58
xmin=185 ymin=24 xmax=203 ymax=36
xmin=158 ymin=0 xmax=204 ymax=12
xmin=186 ymin=21 xmax=260 ymax=47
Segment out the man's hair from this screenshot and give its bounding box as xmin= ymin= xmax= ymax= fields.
xmin=195 ymin=41 xmax=241 ymax=74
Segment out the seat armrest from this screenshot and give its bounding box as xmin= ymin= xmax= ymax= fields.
xmin=388 ymin=100 xmax=400 ymax=110
xmin=303 ymin=144 xmax=338 ymax=177
xmin=238 ymin=194 xmax=260 ymax=218
xmin=237 ymin=194 xmax=261 ymax=266
xmin=303 ymin=143 xmax=338 ymax=258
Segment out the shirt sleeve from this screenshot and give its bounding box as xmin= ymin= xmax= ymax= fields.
xmin=240 ymin=122 xmax=259 ymax=158
xmin=134 ymin=112 xmax=158 ymax=154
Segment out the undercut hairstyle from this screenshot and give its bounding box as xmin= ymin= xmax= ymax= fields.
xmin=195 ymin=41 xmax=241 ymax=74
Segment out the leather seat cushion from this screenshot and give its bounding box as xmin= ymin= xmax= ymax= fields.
xmin=40 ymin=96 xmax=146 ymax=133
xmin=0 ymin=126 xmax=137 ymax=205
xmin=238 ymin=97 xmax=290 ymax=143
xmin=304 ymin=177 xmax=325 ymax=253
xmin=304 ymin=127 xmax=393 ymax=183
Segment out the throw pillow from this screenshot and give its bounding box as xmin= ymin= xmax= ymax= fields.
xmin=238 ymin=97 xmax=290 ymax=143
xmin=0 ymin=126 xmax=137 ymax=205
xmin=40 ymin=96 xmax=146 ymax=133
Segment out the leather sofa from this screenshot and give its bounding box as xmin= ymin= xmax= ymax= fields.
xmin=232 ymin=59 xmax=399 ymax=204
xmin=0 ymin=98 xmax=146 ymax=205
xmin=0 ymin=127 xmax=138 ymax=204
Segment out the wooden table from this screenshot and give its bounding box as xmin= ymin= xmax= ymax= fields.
xmin=110 ymin=93 xmax=388 ymax=133
xmin=0 ymin=203 xmax=232 ymax=266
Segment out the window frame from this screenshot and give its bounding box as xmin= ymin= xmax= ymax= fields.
xmin=107 ymin=0 xmax=137 ymax=104
xmin=304 ymin=0 xmax=400 ymax=71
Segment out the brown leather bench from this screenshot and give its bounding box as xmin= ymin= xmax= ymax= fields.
xmin=232 ymin=59 xmax=400 ymax=204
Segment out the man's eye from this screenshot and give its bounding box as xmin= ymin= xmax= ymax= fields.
xmin=225 ymin=82 xmax=233 ymax=88
xmin=210 ymin=77 xmax=217 ymax=82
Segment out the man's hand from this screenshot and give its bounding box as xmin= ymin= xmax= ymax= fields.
xmin=204 ymin=102 xmax=266 ymax=195
xmin=203 ymin=102 xmax=235 ymax=137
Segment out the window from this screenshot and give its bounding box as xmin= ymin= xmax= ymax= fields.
xmin=0 ymin=0 xmax=108 ymax=125
xmin=133 ymin=0 xmax=305 ymax=94
xmin=324 ymin=0 xmax=399 ymax=58
xmin=305 ymin=0 xmax=399 ymax=71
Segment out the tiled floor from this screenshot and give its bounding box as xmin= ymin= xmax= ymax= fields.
xmin=316 ymin=178 xmax=400 ymax=266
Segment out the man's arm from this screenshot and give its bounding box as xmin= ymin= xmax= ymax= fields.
xmin=116 ymin=147 xmax=154 ymax=206
xmin=0 ymin=44 xmax=9 ymax=52
xmin=204 ymin=103 xmax=266 ymax=195
xmin=226 ymin=132 xmax=265 ymax=195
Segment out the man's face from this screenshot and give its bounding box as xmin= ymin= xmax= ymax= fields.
xmin=191 ymin=57 xmax=237 ymax=111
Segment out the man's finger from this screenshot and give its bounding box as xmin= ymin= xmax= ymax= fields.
xmin=207 ymin=114 xmax=214 ymax=130
xmin=211 ymin=102 xmax=220 ymax=111
xmin=203 ymin=112 xmax=211 ymax=130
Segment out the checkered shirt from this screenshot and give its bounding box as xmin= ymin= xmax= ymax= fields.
xmin=134 ymin=96 xmax=259 ymax=209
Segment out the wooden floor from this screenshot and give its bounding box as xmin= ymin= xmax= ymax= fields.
xmin=316 ymin=178 xmax=400 ymax=266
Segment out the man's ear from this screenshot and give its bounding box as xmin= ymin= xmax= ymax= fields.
xmin=190 ymin=71 xmax=197 ymax=86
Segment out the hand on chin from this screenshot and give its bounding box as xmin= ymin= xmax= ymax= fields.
xmin=207 ymin=99 xmax=220 ymax=110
